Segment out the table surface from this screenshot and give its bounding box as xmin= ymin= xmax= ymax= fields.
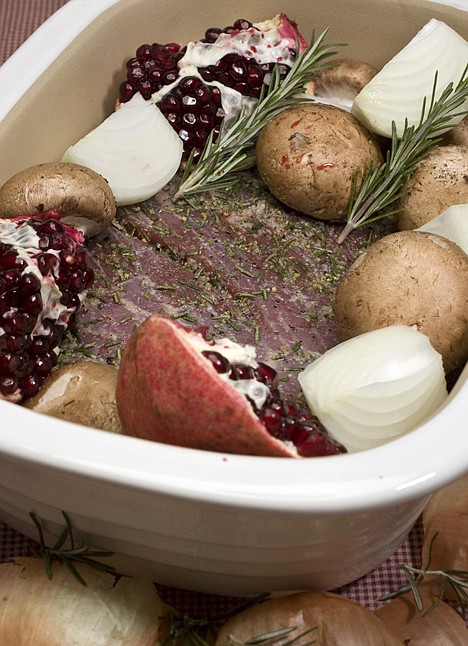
xmin=0 ymin=0 xmax=428 ymax=617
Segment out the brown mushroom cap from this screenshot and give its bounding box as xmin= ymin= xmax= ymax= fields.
xmin=442 ymin=115 xmax=468 ymax=147
xmin=314 ymin=57 xmax=379 ymax=101
xmin=24 ymin=361 xmax=122 ymax=433
xmin=333 ymin=230 xmax=468 ymax=373
xmin=256 ymin=103 xmax=383 ymax=221
xmin=397 ymin=145 xmax=468 ymax=230
xmin=0 ymin=162 xmax=116 ymax=237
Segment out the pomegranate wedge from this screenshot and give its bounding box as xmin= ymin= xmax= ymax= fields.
xmin=116 ymin=315 xmax=345 ymax=457
xmin=0 ymin=211 xmax=94 ymax=402
xmin=118 ymin=14 xmax=308 ymax=162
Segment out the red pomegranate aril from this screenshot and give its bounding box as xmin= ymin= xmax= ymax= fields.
xmin=255 ymin=362 xmax=278 ymax=387
xmin=33 ymin=354 xmax=54 ymax=377
xmin=0 ymin=250 xmax=23 ymax=270
xmin=136 ymin=44 xmax=153 ymax=60
xmin=0 ymin=375 xmax=17 ymax=396
xmin=119 ymin=82 xmax=135 ymax=101
xmin=2 ymin=313 xmax=32 ymax=336
xmin=260 ymin=406 xmax=284 ymax=436
xmin=19 ymin=273 xmax=41 ymax=295
xmin=20 ymin=293 xmax=43 ymax=317
xmin=230 ymin=364 xmax=254 ymax=380
xmin=0 ymin=335 xmax=28 ymax=353
xmin=202 ymin=350 xmax=230 ymax=373
xmin=18 ymin=374 xmax=41 ymax=399
xmin=182 ymin=112 xmax=197 ymax=126
xmin=37 ymin=253 xmax=59 ymax=275
xmin=0 ymin=352 xmax=19 ymax=375
xmin=49 ymin=232 xmax=76 ymax=252
xmin=29 ymin=337 xmax=49 ymax=356
xmin=14 ymin=352 xmax=32 ymax=378
xmin=37 ymin=219 xmax=64 ymax=235
xmin=204 ymin=27 xmax=223 ymax=42
xmin=2 ymin=269 xmax=21 ymax=291
xmin=297 ymin=430 xmax=346 ymax=458
xmin=285 ymin=419 xmax=310 ymax=446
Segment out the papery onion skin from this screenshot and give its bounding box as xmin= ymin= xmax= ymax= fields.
xmin=298 ymin=326 xmax=447 ymax=452
xmin=375 ymin=581 xmax=468 ymax=645
xmin=0 ymin=557 xmax=170 ymax=645
xmin=214 ymin=591 xmax=401 ymax=646
xmin=352 ymin=19 xmax=468 ymax=138
xmin=421 ymin=472 xmax=468 ymax=603
xmin=62 ymin=93 xmax=183 ymax=206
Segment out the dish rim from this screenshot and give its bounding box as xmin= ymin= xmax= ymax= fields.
xmin=0 ymin=0 xmax=467 ymax=516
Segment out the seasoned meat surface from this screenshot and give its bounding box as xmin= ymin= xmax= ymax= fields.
xmin=66 ymin=171 xmax=392 ymax=405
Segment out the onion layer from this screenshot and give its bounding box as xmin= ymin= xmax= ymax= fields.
xmin=215 ymin=591 xmax=400 ymax=646
xmin=62 ymin=93 xmax=183 ymax=206
xmin=417 ymin=203 xmax=468 ymax=254
xmin=298 ymin=325 xmax=447 ymax=452
xmin=0 ymin=557 xmax=169 ymax=645
xmin=352 ymin=19 xmax=468 ymax=138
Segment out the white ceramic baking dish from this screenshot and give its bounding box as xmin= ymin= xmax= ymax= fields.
xmin=0 ymin=0 xmax=466 ymax=595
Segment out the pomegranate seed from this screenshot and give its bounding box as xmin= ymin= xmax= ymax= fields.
xmin=0 ymin=375 xmax=17 ymax=395
xmin=202 ymin=350 xmax=230 ymax=373
xmin=230 ymin=364 xmax=254 ymax=380
xmin=260 ymin=406 xmax=284 ymax=436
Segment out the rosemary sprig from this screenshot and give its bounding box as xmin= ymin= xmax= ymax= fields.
xmin=162 ymin=593 xmax=317 ymax=646
xmin=380 ymin=532 xmax=468 ymax=618
xmin=30 ymin=511 xmax=115 ymax=585
xmin=338 ymin=65 xmax=468 ymax=243
xmin=174 ymin=31 xmax=343 ymax=200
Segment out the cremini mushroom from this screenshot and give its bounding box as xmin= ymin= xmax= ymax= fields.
xmin=333 ymin=230 xmax=468 ymax=373
xmin=314 ymin=57 xmax=379 ymax=101
xmin=256 ymin=103 xmax=383 ymax=221
xmin=397 ymin=145 xmax=468 ymax=230
xmin=442 ymin=114 xmax=468 ymax=147
xmin=24 ymin=361 xmax=122 ymax=433
xmin=0 ymin=162 xmax=116 ymax=237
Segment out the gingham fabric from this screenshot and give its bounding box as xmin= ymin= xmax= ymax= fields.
xmin=0 ymin=0 xmax=426 ymax=616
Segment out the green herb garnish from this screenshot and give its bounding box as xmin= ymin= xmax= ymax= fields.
xmin=174 ymin=31 xmax=342 ymax=200
xmin=162 ymin=593 xmax=317 ymax=646
xmin=30 ymin=511 xmax=115 ymax=585
xmin=338 ymin=66 xmax=468 ymax=242
xmin=380 ymin=532 xmax=468 ymax=618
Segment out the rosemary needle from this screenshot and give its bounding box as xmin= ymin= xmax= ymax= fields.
xmin=338 ymin=65 xmax=468 ymax=243
xmin=174 ymin=30 xmax=343 ymax=200
xmin=30 ymin=511 xmax=115 ymax=585
xmin=380 ymin=532 xmax=468 ymax=619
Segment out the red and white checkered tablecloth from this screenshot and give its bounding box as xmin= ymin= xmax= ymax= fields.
xmin=0 ymin=0 xmax=427 ymax=617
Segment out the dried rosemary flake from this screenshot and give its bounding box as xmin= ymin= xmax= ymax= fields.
xmin=235 ymin=266 xmax=256 ymax=278
xmin=104 ymin=340 xmax=123 ymax=348
xmin=155 ymin=285 xmax=177 ymax=291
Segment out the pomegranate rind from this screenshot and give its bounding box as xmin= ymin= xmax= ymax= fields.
xmin=255 ymin=13 xmax=309 ymax=53
xmin=116 ymin=315 xmax=296 ymax=457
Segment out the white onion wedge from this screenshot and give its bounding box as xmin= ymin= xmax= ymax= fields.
xmin=298 ymin=326 xmax=447 ymax=452
xmin=352 ymin=19 xmax=468 ymax=138
xmin=62 ymin=93 xmax=183 ymax=206
xmin=417 ymin=203 xmax=468 ymax=254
